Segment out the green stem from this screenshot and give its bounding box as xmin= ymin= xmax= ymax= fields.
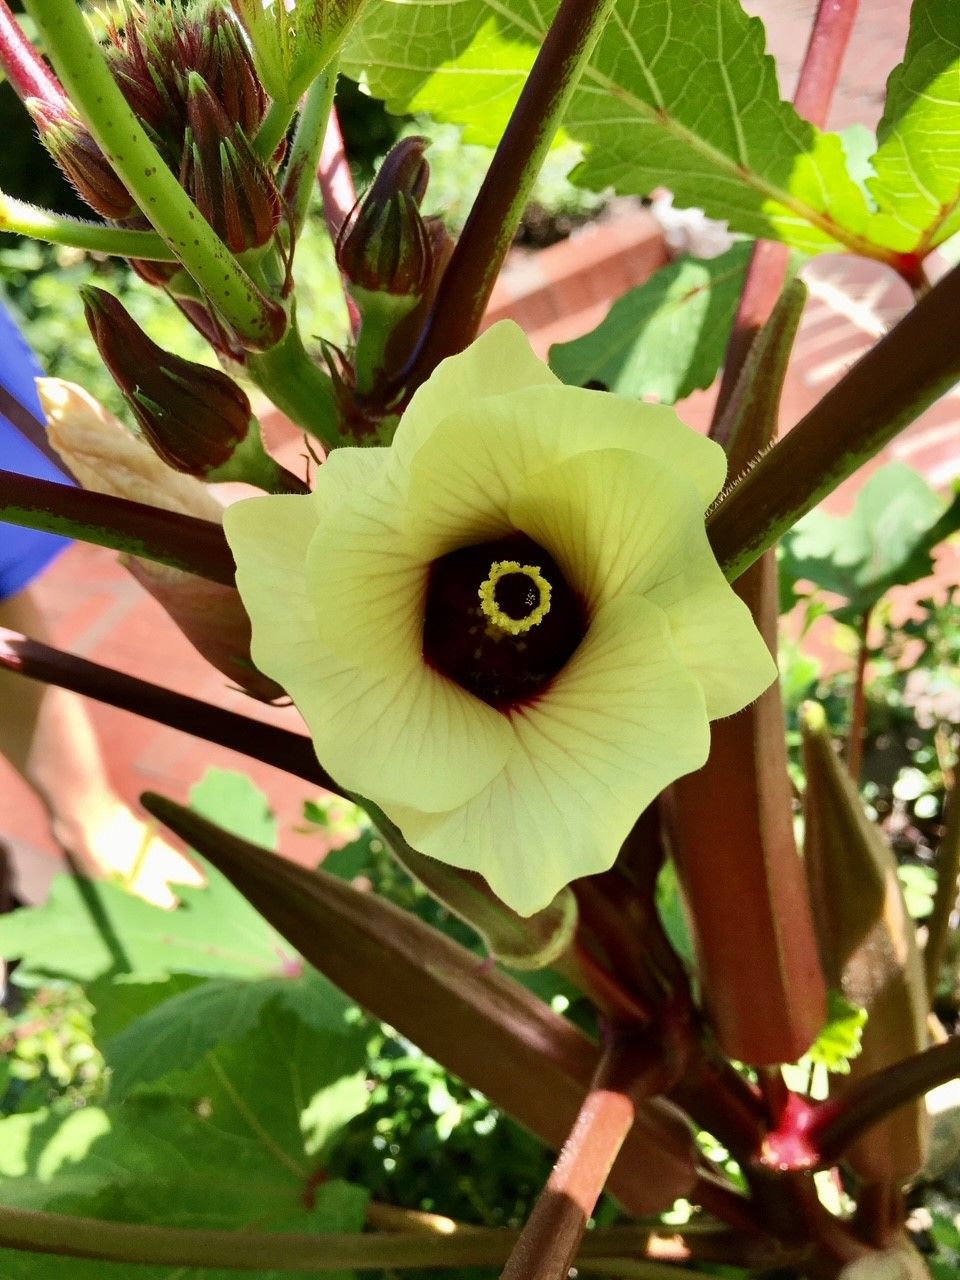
xmin=24 ymin=0 xmax=281 ymax=350
xmin=247 ymin=318 xmax=341 ymax=445
xmin=0 ymin=1205 xmax=748 ymax=1272
xmin=708 ymin=260 xmax=960 ymax=582
xmin=254 ymin=94 xmax=299 ymax=162
xmin=281 ymin=67 xmax=336 ymax=237
xmin=0 ymin=191 xmax=174 ymax=259
xmin=398 ymin=0 xmax=617 ymax=391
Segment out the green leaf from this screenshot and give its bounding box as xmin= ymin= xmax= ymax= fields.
xmin=806 ymin=990 xmax=867 ymax=1074
xmin=105 ymin=971 xmax=364 ymax=1108
xmin=344 ymin=0 xmax=878 ymax=255
xmin=0 ymin=870 xmax=292 ymax=984
xmin=548 ymin=243 xmax=754 ymax=402
xmin=0 ymin=986 xmax=370 ymax=1277
xmin=780 ymin=464 xmax=960 ymax=624
xmin=131 ymin=993 xmax=368 ymax=1163
xmin=190 ymin=768 xmax=279 ymax=851
xmin=0 ymin=772 xmax=292 ymax=984
xmin=866 ymin=0 xmax=960 ymax=253
xmin=898 ymin=863 xmax=937 ymax=922
xmin=86 ymin=973 xmax=207 ymax=1044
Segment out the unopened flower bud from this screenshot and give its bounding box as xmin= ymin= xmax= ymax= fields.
xmin=181 ymin=72 xmax=281 ymax=253
xmin=105 ymin=0 xmax=266 ymax=168
xmin=27 ymin=98 xmax=135 ymax=221
xmin=336 ymin=137 xmax=432 ymax=298
xmin=82 ymin=286 xmax=252 ymax=476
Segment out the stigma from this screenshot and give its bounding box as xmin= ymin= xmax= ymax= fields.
xmin=478 ymin=560 xmax=552 ymax=635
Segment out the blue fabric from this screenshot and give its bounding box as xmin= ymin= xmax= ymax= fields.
xmin=0 ymin=300 xmax=74 ymax=601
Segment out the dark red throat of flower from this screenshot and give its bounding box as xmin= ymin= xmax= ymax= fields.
xmin=423 ymin=532 xmax=587 ymax=711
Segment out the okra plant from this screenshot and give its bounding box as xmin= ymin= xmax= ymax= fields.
xmin=0 ymin=0 xmax=959 ymax=1276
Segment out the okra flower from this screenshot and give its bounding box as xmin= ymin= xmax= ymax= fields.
xmin=225 ymin=324 xmax=775 ymax=914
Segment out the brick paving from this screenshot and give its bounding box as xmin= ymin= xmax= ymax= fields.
xmin=3 ymin=1 xmax=958 ymax=898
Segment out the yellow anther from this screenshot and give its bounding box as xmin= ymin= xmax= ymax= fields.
xmin=478 ymin=560 xmax=552 ymax=635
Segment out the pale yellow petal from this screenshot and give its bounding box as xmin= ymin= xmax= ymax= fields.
xmin=306 ymin=467 xmax=425 ymax=671
xmin=655 ymin=582 xmax=777 ymax=718
xmin=511 ymin=448 xmax=776 ymax=717
xmin=392 ymin=321 xmax=559 ymax=468
xmin=289 ymin=650 xmax=512 ymax=812
xmin=310 ymin=444 xmax=391 ymax=522
xmin=405 ymin=386 xmax=726 ymax=560
xmin=507 ymin=448 xmax=706 ymax=612
xmin=223 ymin=494 xmax=321 ymax=680
xmin=305 ymin=470 xmax=513 ymax=809
xmin=386 ymin=595 xmax=710 ymax=916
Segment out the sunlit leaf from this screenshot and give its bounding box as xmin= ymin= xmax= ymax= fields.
xmin=549 ymin=244 xmax=753 ymax=402
xmin=344 ymin=0 xmax=877 ymax=254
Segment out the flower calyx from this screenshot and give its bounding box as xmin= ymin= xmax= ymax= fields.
xmin=27 ymin=98 xmax=136 ymax=221
xmin=181 ymin=71 xmax=281 ymax=253
xmin=337 ymin=137 xmax=432 ymax=302
xmin=81 ymin=286 xmax=292 ymax=491
xmin=104 ymin=0 xmax=266 ymax=170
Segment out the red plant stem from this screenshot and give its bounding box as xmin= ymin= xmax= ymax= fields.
xmin=708 ymin=260 xmax=960 ymax=580
xmin=853 ymin=1182 xmax=904 ymax=1250
xmin=845 ymin=605 xmax=872 ymax=783
xmin=500 ymin=1031 xmax=667 ymax=1280
xmin=0 ymin=0 xmax=66 ymax=105
xmin=669 ymin=1047 xmax=767 ymax=1165
xmin=0 ymin=469 xmax=236 ymax=585
xmin=318 ymin=106 xmax=361 ymax=335
xmin=792 ymin=0 xmax=862 ymax=125
xmin=688 ymin=1173 xmax=766 ymax=1237
xmin=317 ymin=107 xmax=356 ymax=237
xmin=0 ymin=627 xmax=330 ymax=788
xmin=808 ymin=1038 xmax=960 ymax=1166
xmin=711 ymin=0 xmax=860 ymax=437
xmin=399 ymin=0 xmax=611 ymax=392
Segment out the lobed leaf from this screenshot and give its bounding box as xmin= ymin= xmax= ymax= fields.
xmin=141 ymin=792 xmax=699 ymax=1216
xmin=867 ymin=0 xmax=960 ymax=253
xmin=344 ymin=0 xmax=881 ymax=256
xmin=780 ymin=463 xmax=960 ymax=624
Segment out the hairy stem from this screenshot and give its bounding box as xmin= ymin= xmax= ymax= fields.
xmin=711 ymin=0 xmax=860 ymax=437
xmin=0 ymin=1202 xmax=764 ymax=1273
xmin=281 ymin=69 xmax=336 ymax=236
xmin=0 ymin=627 xmax=327 ymax=786
xmin=0 ymin=470 xmax=236 ymax=584
xmin=247 ymin=319 xmax=340 ymax=445
xmin=924 ymin=786 xmax=960 ymax=1004
xmin=0 ymin=191 xmax=173 ymax=258
xmin=398 ymin=0 xmax=616 ymax=392
xmin=708 ymin=261 xmax=960 ymax=581
xmin=254 ymin=94 xmax=299 ymax=162
xmin=24 ymin=0 xmax=281 ymax=349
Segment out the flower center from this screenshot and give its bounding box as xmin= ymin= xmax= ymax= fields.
xmin=423 ymin=532 xmax=586 ymax=710
xmin=478 ymin=560 xmax=552 ymax=635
